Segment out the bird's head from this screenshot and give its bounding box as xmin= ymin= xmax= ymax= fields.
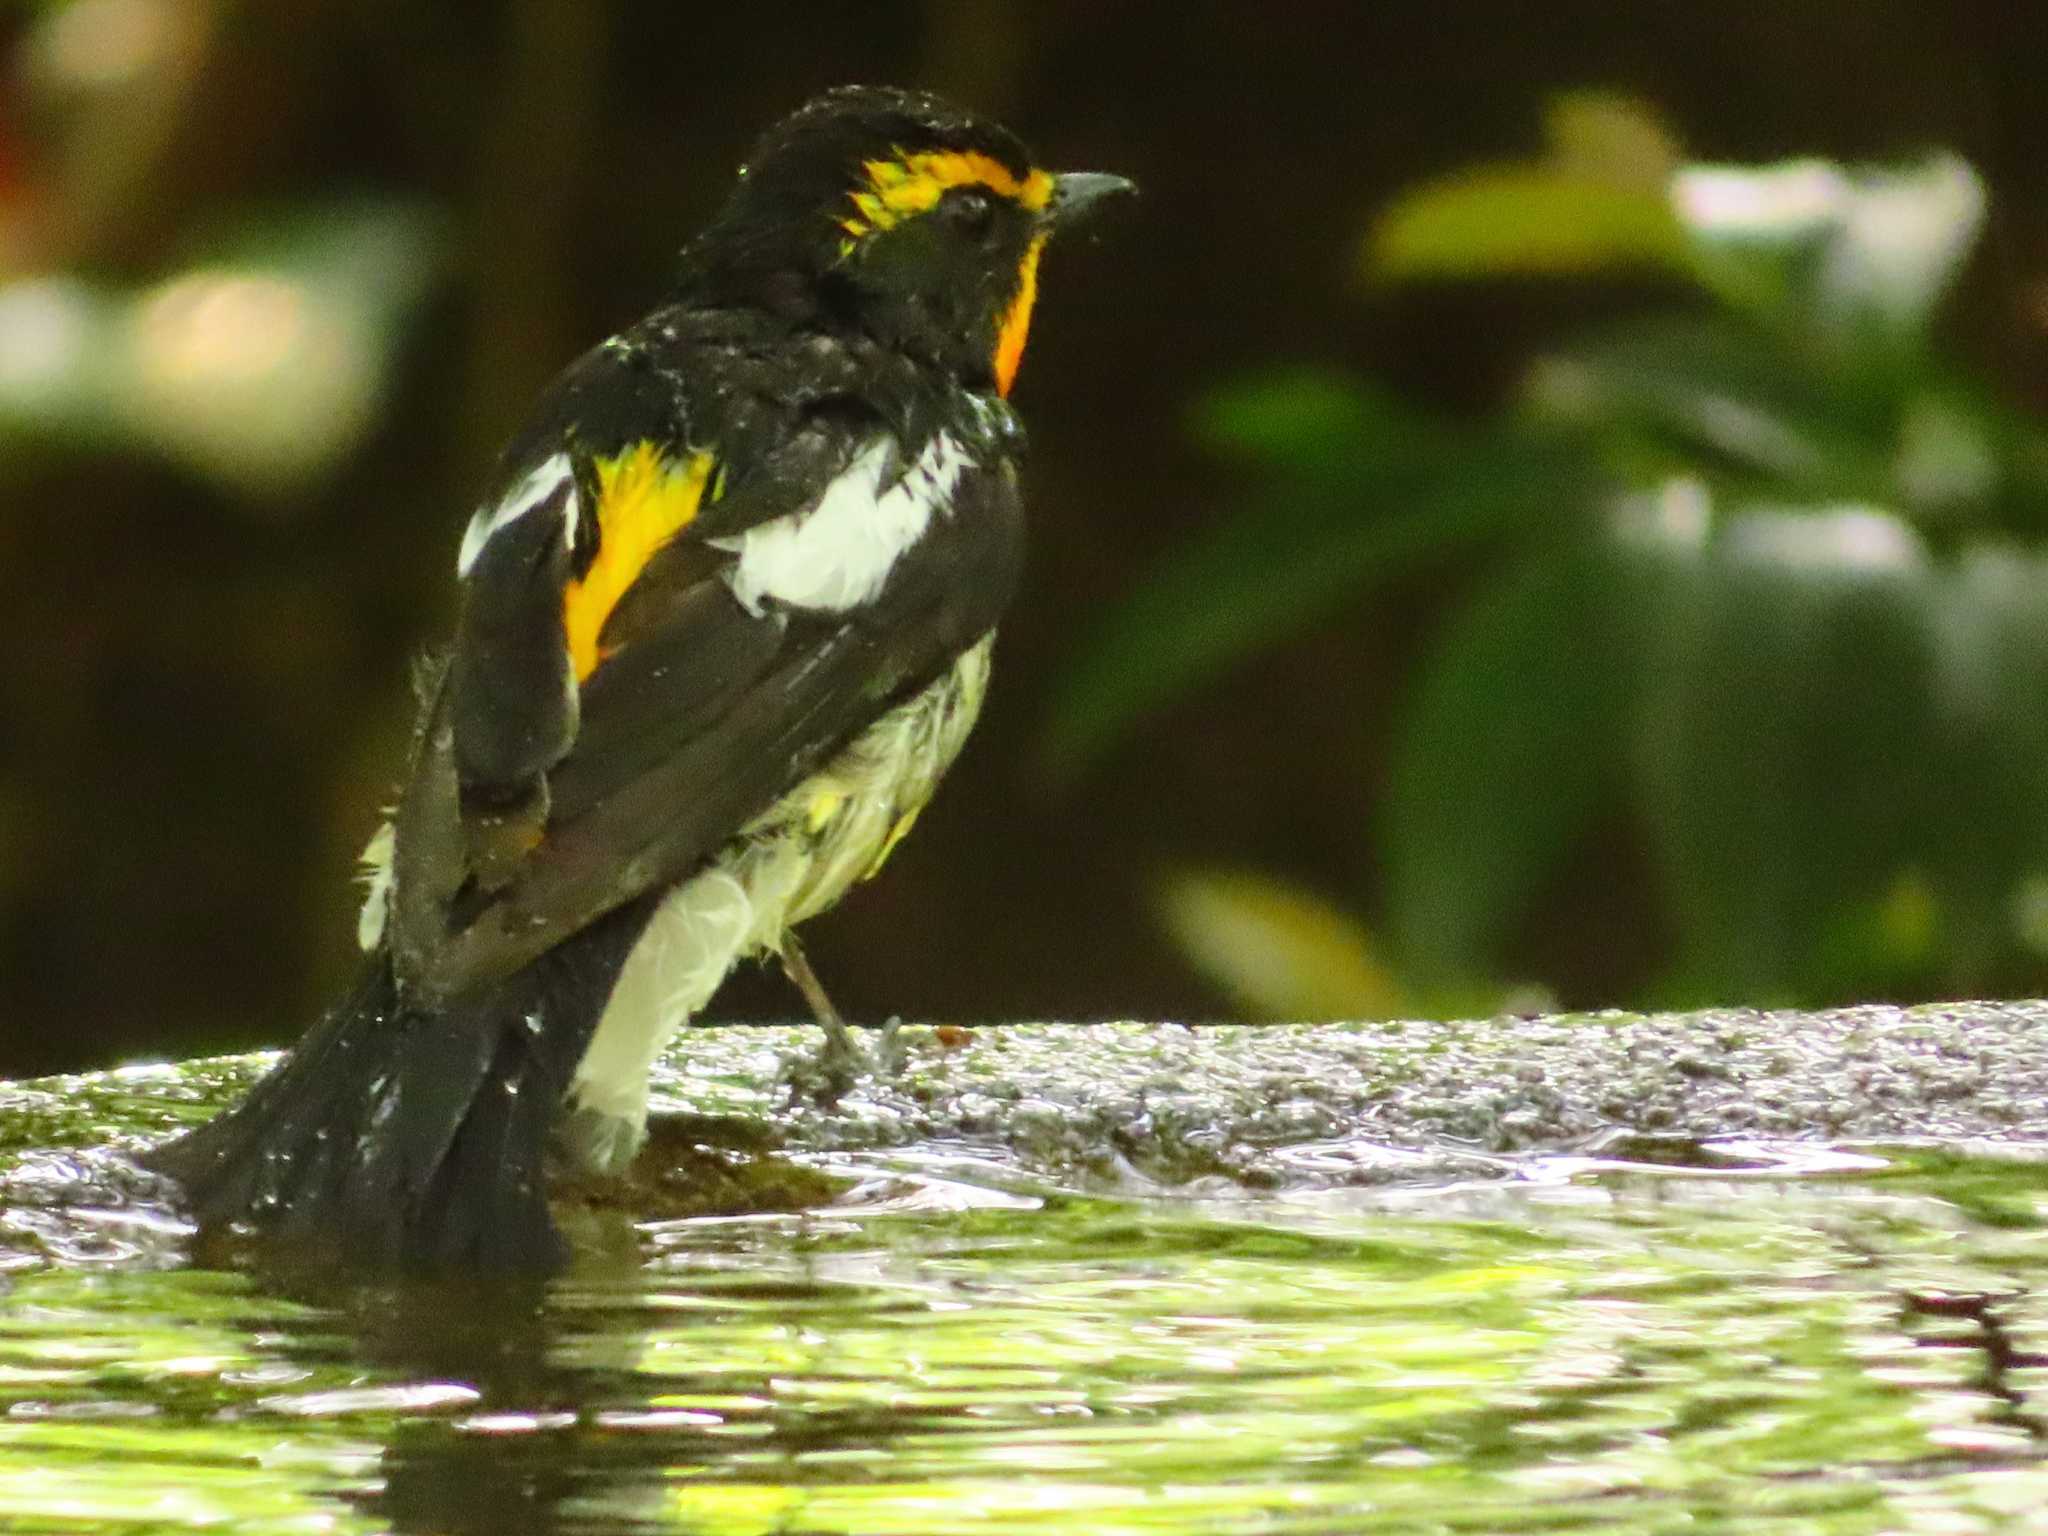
xmin=679 ymin=85 xmax=1134 ymax=396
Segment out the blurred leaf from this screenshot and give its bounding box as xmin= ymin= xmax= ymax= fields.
xmin=1805 ymin=870 xmax=1945 ymax=999
xmin=1382 ymin=542 xmax=1630 ymax=984
xmin=1666 ymin=158 xmax=1850 ymax=323
xmin=1629 ymin=502 xmax=1940 ymax=1001
xmin=115 ymin=198 xmax=444 ymax=501
xmin=1086 ymin=117 xmax=2024 ymax=1012
xmin=1366 ymin=168 xmax=1688 ymax=282
xmin=0 ymin=275 xmax=122 ymax=445
xmin=1366 ymin=92 xmax=1689 ymax=283
xmin=1190 ymin=369 xmax=1441 ymax=474
xmin=1892 ymin=389 xmax=2000 ymax=520
xmin=1153 ymin=867 xmax=1406 ymax=1021
xmin=1524 ymin=313 xmax=1900 ymax=500
xmin=1373 ymin=125 xmax=1984 ymax=353
xmin=1543 ymin=92 xmax=1684 ymax=192
xmin=1617 ymin=499 xmax=2048 ymax=999
xmin=1041 ymin=429 xmax=1598 ymax=779
xmin=0 ymin=197 xmax=444 ymax=502
xmin=1917 ymin=546 xmax=2048 ymax=983
xmin=1888 ymin=378 xmax=2048 ymax=540
xmin=1672 ymin=154 xmax=1985 ymax=347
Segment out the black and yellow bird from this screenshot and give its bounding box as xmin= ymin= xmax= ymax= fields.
xmin=147 ymin=87 xmax=1132 ymax=1268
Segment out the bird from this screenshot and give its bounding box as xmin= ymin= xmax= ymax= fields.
xmin=144 ymin=85 xmax=1133 ymax=1270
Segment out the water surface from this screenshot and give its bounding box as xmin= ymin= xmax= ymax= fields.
xmin=1 ymin=1047 xmax=2045 ymax=1533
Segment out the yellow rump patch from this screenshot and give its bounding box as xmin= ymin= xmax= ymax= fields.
xmin=562 ymin=442 xmax=713 ymax=680
xmin=806 ymin=788 xmax=845 ymax=834
xmin=863 ymin=807 xmax=923 ymax=881
xmin=841 ymin=150 xmax=1056 ymax=242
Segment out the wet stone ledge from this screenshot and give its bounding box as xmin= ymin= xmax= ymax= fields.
xmin=654 ymin=1002 xmax=2048 ymax=1186
xmin=4 ymin=1003 xmax=2046 ymax=1202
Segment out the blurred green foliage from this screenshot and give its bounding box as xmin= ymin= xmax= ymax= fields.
xmin=1055 ymin=98 xmax=2048 ymax=1017
xmin=7 ymin=2 xmax=2046 ymax=1062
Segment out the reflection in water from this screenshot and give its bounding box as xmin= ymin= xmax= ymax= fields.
xmin=290 ymin=1271 xmax=594 ymax=1536
xmin=2 ymin=1086 xmax=2048 ymax=1531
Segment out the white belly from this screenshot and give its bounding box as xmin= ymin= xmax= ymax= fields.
xmin=561 ymin=633 xmax=994 ymax=1172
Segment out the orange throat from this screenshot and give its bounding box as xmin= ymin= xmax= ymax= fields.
xmin=993 ymin=236 xmax=1046 ymax=397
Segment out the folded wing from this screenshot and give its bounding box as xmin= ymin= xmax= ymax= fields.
xmin=383 ymin=343 xmax=1018 ymax=1003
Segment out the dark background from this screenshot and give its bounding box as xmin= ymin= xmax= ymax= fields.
xmin=3 ymin=1 xmax=2044 ymax=1074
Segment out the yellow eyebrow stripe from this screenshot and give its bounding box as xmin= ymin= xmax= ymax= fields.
xmin=561 ymin=443 xmax=713 ymax=681
xmin=841 ymin=150 xmax=1055 ymax=241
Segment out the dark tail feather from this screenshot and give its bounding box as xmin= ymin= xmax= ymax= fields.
xmin=147 ymin=898 xmax=654 ymax=1271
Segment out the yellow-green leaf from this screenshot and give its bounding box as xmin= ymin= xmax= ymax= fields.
xmin=1366 ymin=168 xmax=1689 ymax=282
xmin=1153 ymin=867 xmax=1406 ymax=1021
xmin=1544 ymin=91 xmax=1683 ymax=192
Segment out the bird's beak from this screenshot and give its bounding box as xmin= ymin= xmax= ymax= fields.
xmin=1044 ymin=171 xmax=1137 ymax=230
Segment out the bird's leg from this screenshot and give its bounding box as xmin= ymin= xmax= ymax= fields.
xmin=779 ymin=931 xmax=864 ymax=1084
xmin=780 ymin=930 xmax=849 ymax=1043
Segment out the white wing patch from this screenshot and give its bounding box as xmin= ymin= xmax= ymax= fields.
xmin=714 ymin=432 xmax=969 ymax=615
xmin=455 ymin=451 xmax=578 ymax=578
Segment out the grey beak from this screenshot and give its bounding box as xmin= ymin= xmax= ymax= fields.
xmin=1046 ymin=171 xmax=1138 ymax=229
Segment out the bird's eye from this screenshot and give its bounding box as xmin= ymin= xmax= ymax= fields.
xmin=943 ymin=189 xmax=999 ymax=240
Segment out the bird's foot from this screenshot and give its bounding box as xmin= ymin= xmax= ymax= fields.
xmin=782 ymin=1015 xmax=906 ymax=1107
xmin=776 ymin=931 xmax=903 ymax=1104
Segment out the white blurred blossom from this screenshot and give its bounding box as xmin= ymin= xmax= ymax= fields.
xmin=1671 ymin=153 xmax=1985 ymax=336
